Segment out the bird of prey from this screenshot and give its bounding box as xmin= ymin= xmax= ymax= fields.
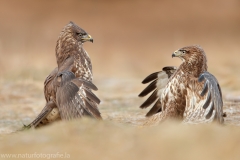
xmin=26 ymin=22 xmax=102 ymax=128
xmin=139 ymin=45 xmax=224 ymax=124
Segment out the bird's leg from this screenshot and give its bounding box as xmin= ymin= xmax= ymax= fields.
xmin=25 ymin=101 xmax=57 ymax=129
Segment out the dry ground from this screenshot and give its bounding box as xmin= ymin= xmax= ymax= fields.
xmin=0 ymin=0 xmax=240 ymax=159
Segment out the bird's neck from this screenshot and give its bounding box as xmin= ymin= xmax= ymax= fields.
xmin=55 ymin=39 xmax=93 ymax=81
xmin=180 ymin=57 xmax=207 ymax=77
xmin=72 ymin=46 xmax=93 ymax=81
xmin=55 ymin=35 xmax=77 ymax=67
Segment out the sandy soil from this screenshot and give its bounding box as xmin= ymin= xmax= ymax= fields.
xmin=0 ymin=0 xmax=240 ymax=159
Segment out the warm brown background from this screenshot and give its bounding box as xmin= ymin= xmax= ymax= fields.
xmin=0 ymin=0 xmax=240 ymax=159
xmin=1 ymin=0 xmax=240 ymax=90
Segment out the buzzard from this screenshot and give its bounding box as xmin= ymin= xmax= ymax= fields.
xmin=139 ymin=45 xmax=224 ymax=124
xmin=26 ymin=22 xmax=101 ymax=128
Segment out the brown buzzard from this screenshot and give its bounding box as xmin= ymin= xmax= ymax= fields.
xmin=26 ymin=22 xmax=101 ymax=128
xmin=139 ymin=45 xmax=224 ymax=124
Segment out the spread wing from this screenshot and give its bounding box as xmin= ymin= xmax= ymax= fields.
xmin=56 ymin=71 xmax=102 ymax=120
xmin=198 ymin=72 xmax=224 ymax=123
xmin=183 ymin=71 xmax=224 ymax=124
xmin=138 ymin=66 xmax=177 ymax=117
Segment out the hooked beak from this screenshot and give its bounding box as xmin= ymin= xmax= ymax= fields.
xmin=81 ymin=34 xmax=93 ymax=43
xmin=172 ymin=50 xmax=182 ymax=58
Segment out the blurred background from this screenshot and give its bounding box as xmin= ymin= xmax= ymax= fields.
xmin=1 ymin=1 xmax=240 ymax=159
xmin=0 ymin=0 xmax=239 ymax=91
xmin=0 ymin=0 xmax=240 ymax=124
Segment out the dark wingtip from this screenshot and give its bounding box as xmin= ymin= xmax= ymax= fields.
xmin=145 ymin=99 xmax=161 ymax=117
xmin=142 ymin=72 xmax=160 ymax=84
xmin=200 ymin=81 xmax=208 ymax=96
xmin=206 ymin=102 xmax=214 ymax=119
xmin=88 ymin=82 xmax=98 ymax=91
xmin=138 ymin=92 xmax=145 ymax=97
xmin=83 ymin=80 xmax=98 ymax=91
xmin=198 ymin=74 xmax=205 ymax=82
xmin=138 ymin=80 xmax=157 ymax=97
xmin=162 ymin=66 xmax=176 ymax=71
xmin=139 ymin=90 xmax=158 ymax=109
xmin=85 ymin=89 xmax=101 ymax=104
xmin=203 ymin=91 xmax=211 ymax=109
xmin=84 ymin=99 xmax=102 ymax=119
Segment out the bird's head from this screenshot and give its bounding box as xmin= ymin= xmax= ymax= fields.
xmin=60 ymin=21 xmax=93 ymax=44
xmin=172 ymin=45 xmax=208 ymax=74
xmin=172 ymin=45 xmax=206 ymax=63
xmin=56 ymin=22 xmax=93 ymax=67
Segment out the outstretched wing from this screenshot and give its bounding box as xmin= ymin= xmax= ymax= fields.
xmin=183 ymin=72 xmax=224 ymax=124
xmin=138 ymin=66 xmax=177 ymax=117
xmin=56 ymin=71 xmax=101 ymax=120
xmin=198 ymin=72 xmax=224 ymax=123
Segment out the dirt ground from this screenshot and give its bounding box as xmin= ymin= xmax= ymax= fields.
xmin=0 ymin=0 xmax=240 ymax=159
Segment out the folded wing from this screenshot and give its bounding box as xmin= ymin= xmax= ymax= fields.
xmin=56 ymin=71 xmax=102 ymax=120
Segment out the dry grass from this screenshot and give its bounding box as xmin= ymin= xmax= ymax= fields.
xmin=1 ymin=119 xmax=240 ymax=160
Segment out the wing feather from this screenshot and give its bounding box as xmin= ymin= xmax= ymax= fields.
xmin=145 ymin=99 xmax=162 ymax=117
xmin=56 ymin=71 xmax=102 ymax=120
xmin=205 ymin=102 xmax=214 ymax=119
xmin=139 ymin=66 xmax=177 ymax=116
xmin=140 ymin=90 xmax=158 ymax=109
xmin=81 ymin=97 xmax=101 ymax=119
xmin=138 ymin=80 xmax=157 ymax=97
xmin=72 ymin=78 xmax=98 ymax=91
xmin=184 ymin=71 xmax=224 ymax=124
xmin=142 ymin=72 xmax=160 ymax=84
xmin=198 ymin=71 xmax=223 ymax=123
xmin=202 ymin=91 xmax=211 ymax=109
xmin=84 ymin=88 xmax=101 ymax=104
xmin=200 ymin=80 xmax=208 ymax=96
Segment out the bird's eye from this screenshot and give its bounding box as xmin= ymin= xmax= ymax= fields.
xmin=76 ymin=32 xmax=82 ymax=36
xmin=182 ymin=50 xmax=186 ymax=53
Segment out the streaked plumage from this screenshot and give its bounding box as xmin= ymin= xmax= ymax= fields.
xmin=26 ymin=22 xmax=101 ymax=128
xmin=139 ymin=45 xmax=224 ymax=125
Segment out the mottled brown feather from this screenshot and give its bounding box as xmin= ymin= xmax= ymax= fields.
xmin=26 ymin=22 xmax=101 ymax=129
xmin=140 ymin=45 xmax=224 ymax=125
